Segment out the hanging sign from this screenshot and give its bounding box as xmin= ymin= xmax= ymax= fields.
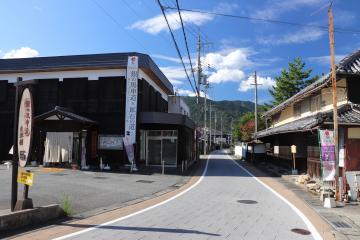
xmin=319 ymin=129 xmax=336 ymax=181
xmin=124 ymin=56 xmax=139 ymax=145
xmin=18 ymin=88 xmax=33 ymax=167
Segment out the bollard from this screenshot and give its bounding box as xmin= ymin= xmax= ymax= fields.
xmin=181 ymin=161 xmax=184 ymax=173
xmin=162 ymin=160 xmax=165 ymax=175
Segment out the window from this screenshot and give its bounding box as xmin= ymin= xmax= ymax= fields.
xmin=310 ymin=95 xmax=321 ymax=112
xmin=294 ymin=103 xmax=301 ymax=117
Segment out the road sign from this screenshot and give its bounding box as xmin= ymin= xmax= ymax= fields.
xmin=17 ymin=170 xmax=34 ymax=186
xmin=18 ymin=88 xmax=33 ymax=167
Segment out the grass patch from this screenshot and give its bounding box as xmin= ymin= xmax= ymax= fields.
xmin=61 ymin=194 xmax=72 ymax=216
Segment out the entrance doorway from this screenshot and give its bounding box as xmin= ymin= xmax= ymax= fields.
xmin=146 ymin=130 xmax=178 ymax=166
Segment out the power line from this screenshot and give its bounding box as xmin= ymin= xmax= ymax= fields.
xmin=175 ymin=0 xmax=198 ymax=93
xmin=156 ymin=0 xmax=197 ymax=94
xmin=163 ymin=6 xmax=360 ymax=34
xmin=90 ymin=0 xmax=149 ymax=52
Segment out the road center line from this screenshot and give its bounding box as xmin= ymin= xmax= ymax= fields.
xmin=52 ymin=155 xmax=211 ymax=240
xmin=228 ymin=155 xmax=322 ymax=240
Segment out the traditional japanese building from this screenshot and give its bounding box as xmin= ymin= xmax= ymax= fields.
xmin=0 ymin=52 xmax=197 ymax=170
xmin=256 ymin=49 xmax=360 ymax=196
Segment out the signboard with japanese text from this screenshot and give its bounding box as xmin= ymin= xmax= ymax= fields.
xmin=18 ymin=88 xmax=33 ymax=167
xmin=124 ymin=56 xmax=139 ymax=145
xmin=17 ymin=170 xmax=34 ymax=186
xmin=319 ymin=129 xmax=336 ymax=181
xmin=98 ymin=135 xmax=123 ymax=150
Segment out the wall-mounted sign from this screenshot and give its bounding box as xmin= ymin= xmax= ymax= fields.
xmin=98 ymin=135 xmax=123 ymax=150
xmin=17 ymin=170 xmax=34 ymax=186
xmin=18 ymin=88 xmax=33 ymax=167
xmin=274 ymin=146 xmax=279 ymax=154
xmin=124 ymin=56 xmax=139 ymax=145
xmin=291 ymin=145 xmax=297 ymax=154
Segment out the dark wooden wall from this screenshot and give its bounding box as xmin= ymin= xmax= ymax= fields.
xmin=0 ymin=77 xmax=168 ymax=164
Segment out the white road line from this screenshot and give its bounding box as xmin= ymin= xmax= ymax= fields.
xmin=228 ymin=155 xmax=322 ymax=240
xmin=52 ymin=155 xmax=211 ymax=240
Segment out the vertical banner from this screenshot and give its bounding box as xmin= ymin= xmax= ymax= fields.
xmin=18 ymin=88 xmax=33 ymax=168
xmin=124 ymin=56 xmax=138 ymax=168
xmin=319 ymin=129 xmax=336 ymax=181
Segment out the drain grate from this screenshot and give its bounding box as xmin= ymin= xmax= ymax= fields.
xmin=93 ymin=176 xmax=108 ymax=179
xmin=136 ymin=180 xmax=154 ymax=184
xmin=237 ymin=200 xmax=258 ymax=204
xmin=331 ymin=221 xmax=351 ymax=228
xmin=51 ymin=173 xmax=68 ymax=176
xmin=291 ymin=228 xmax=311 ymax=235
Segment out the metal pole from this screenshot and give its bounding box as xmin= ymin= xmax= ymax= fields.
xmin=11 ymin=77 xmax=21 ymax=211
xmin=328 ymin=5 xmax=340 ymax=200
xmin=254 ymin=71 xmax=258 ymax=139
xmin=220 ymin=115 xmax=223 ymax=149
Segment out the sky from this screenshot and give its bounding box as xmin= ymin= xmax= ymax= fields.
xmin=0 ymin=0 xmax=359 ymax=104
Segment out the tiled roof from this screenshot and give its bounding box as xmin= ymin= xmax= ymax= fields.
xmin=257 ymin=104 xmax=360 ymax=138
xmin=264 ymin=49 xmax=360 ymax=117
xmin=0 ymin=52 xmax=174 ymax=94
xmin=34 ymin=106 xmax=97 ymax=125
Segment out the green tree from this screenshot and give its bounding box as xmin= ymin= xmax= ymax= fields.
xmin=269 ymin=58 xmax=318 ymax=106
xmin=232 ymin=112 xmax=266 ymax=142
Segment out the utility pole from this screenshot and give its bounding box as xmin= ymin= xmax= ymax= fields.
xmin=196 ymin=30 xmax=201 ymax=104
xmin=209 ymin=99 xmax=212 ymax=151
xmin=250 ymin=71 xmax=261 ymax=140
xmin=220 ymin=115 xmax=223 ymax=149
xmin=328 ymin=3 xmax=339 ymax=201
xmin=203 ymin=78 xmax=208 ymax=155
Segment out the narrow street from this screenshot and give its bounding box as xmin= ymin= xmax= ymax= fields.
xmin=53 ymin=151 xmax=319 ymax=240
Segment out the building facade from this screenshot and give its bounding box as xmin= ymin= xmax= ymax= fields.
xmin=257 ymin=49 xmax=360 ymax=196
xmin=0 ymin=52 xmax=197 ymax=170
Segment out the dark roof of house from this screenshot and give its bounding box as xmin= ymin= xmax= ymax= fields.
xmin=257 ymin=104 xmax=360 ymax=138
xmin=34 ymin=106 xmax=97 ymax=125
xmin=0 ymin=52 xmax=173 ymax=94
xmin=264 ymin=49 xmax=360 ymax=117
xmin=139 ymin=112 xmax=196 ymax=129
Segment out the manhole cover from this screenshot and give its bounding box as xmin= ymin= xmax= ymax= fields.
xmin=331 ymin=221 xmax=351 ymax=228
xmin=237 ymin=200 xmax=258 ymax=204
xmin=51 ymin=173 xmax=68 ymax=176
xmin=291 ymin=228 xmax=311 ymax=235
xmin=93 ymin=177 xmax=108 ymax=179
xmin=136 ymin=180 xmax=154 ymax=184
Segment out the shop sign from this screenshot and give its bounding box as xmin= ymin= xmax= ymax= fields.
xmin=319 ymin=129 xmax=336 ymax=181
xmin=17 ymin=170 xmax=34 ymax=186
xmin=124 ymin=56 xmax=139 ymax=145
xmin=18 ymin=88 xmax=33 ymax=167
xmin=98 ymin=135 xmax=123 ymax=150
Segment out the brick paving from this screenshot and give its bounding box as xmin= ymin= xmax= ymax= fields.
xmin=30 ymin=151 xmax=324 ymax=240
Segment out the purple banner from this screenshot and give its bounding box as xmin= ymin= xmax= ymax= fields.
xmin=319 ymin=130 xmax=336 ymax=181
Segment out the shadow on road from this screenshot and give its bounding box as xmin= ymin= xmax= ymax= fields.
xmin=57 ymin=222 xmax=221 ymax=236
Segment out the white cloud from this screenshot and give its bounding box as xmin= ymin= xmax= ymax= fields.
xmin=160 ymin=66 xmax=188 ymax=86
xmin=257 ymin=28 xmax=325 ymax=45
xmin=307 ymin=54 xmax=347 ymax=65
xmin=129 ymin=11 xmax=213 ymax=35
xmin=207 ymin=69 xmax=246 ymax=84
xmin=152 ymin=54 xmax=192 ymax=64
xmin=214 ymin=2 xmax=238 ymax=14
xmin=204 ymin=48 xmax=253 ymax=70
xmin=253 ymin=0 xmax=327 ymax=19
xmin=238 ymin=75 xmax=275 ymax=92
xmin=175 ymin=88 xmax=207 ymax=98
xmin=2 ymin=47 xmax=39 ymax=59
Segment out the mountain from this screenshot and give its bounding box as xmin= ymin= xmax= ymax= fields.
xmin=182 ymin=96 xmax=255 ymax=133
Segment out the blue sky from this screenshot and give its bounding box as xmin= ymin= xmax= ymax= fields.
xmin=0 ymin=0 xmax=359 ymax=103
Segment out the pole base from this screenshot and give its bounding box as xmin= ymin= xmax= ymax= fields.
xmin=291 ymin=169 xmax=298 ymax=175
xmin=324 ymin=197 xmax=336 ymax=208
xmin=14 ymin=198 xmax=33 ymax=211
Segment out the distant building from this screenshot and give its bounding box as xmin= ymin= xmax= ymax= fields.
xmin=0 ymin=53 xmax=197 ymax=170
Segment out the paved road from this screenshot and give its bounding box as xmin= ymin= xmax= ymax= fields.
xmin=57 ymin=151 xmax=316 ymax=240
